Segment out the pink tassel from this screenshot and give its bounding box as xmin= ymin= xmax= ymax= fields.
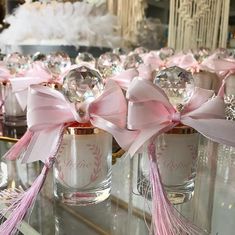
xmin=148 ymin=141 xmax=205 ymax=235
xmin=4 ymin=130 xmax=33 ymax=160
xmin=0 ymin=164 xmax=50 ymax=235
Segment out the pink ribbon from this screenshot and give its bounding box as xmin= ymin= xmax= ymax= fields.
xmin=127 ymin=78 xmax=235 ymax=156
xmin=0 ymin=62 xmax=53 ymax=111
xmin=141 ymin=52 xmax=167 ymax=71
xmin=20 ymin=80 xmax=137 ymax=163
xmin=108 ymin=68 xmax=138 ymax=90
xmin=0 ymin=65 xmax=11 ymax=82
xmin=137 ymin=64 xmax=154 ymax=81
xmin=167 ymin=53 xmax=218 ymax=74
xmin=211 ymin=58 xmax=235 ymax=96
xmin=165 ymin=53 xmax=199 ymax=72
xmin=212 ymin=58 xmax=235 ymax=81
xmin=9 ymin=62 xmax=52 ymax=110
xmin=108 ymin=66 xmax=154 ymax=90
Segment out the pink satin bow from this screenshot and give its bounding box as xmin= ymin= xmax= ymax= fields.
xmin=141 ymin=52 xmax=167 ymax=71
xmin=8 ymin=62 xmax=52 ymax=110
xmin=212 ymin=58 xmax=235 ymax=79
xmin=19 ymin=80 xmax=137 ymax=163
xmin=127 ymin=78 xmax=235 ymax=156
xmin=166 ymin=53 xmax=200 ymax=73
xmin=108 ymin=68 xmax=138 ymax=90
xmin=167 ymin=53 xmax=217 ymax=74
xmin=109 ymin=65 xmax=155 ymax=89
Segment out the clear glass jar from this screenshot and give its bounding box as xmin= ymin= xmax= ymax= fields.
xmin=193 ymin=71 xmax=219 ymax=91
xmin=137 ymin=125 xmax=199 ymax=204
xmin=0 ymin=82 xmax=26 ymax=126
xmin=54 ymin=124 xmax=112 ymax=206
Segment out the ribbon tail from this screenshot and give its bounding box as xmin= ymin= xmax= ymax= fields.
xmin=128 ymin=123 xmax=175 ymax=157
xmin=182 ymin=118 xmax=235 ymax=148
xmin=3 ymin=130 xmax=34 ymax=161
xmin=14 ymin=89 xmax=28 ymax=111
xmin=21 ymin=125 xmax=64 ymax=163
xmin=91 ymin=116 xmax=139 ymax=151
xmin=148 ymin=140 xmax=205 ymax=235
xmin=0 ymin=165 xmax=50 ymax=235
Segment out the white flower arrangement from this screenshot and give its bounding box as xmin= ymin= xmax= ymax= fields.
xmin=0 ymin=1 xmax=121 ymax=48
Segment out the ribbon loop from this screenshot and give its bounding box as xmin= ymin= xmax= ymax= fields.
xmin=75 ymin=101 xmax=91 ymax=123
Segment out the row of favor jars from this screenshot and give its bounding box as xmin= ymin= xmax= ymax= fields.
xmin=0 ymin=47 xmax=234 ymax=207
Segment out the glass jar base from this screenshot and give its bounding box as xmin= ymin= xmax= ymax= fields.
xmin=55 ymin=187 xmax=111 ymax=206
xmin=137 ymin=176 xmax=195 ymax=205
xmin=165 ymin=180 xmax=195 ymax=204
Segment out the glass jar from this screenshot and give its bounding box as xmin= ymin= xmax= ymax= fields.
xmin=54 ymin=124 xmax=112 ymax=206
xmin=137 ymin=125 xmax=199 ymax=204
xmin=0 ymin=82 xmax=26 ymax=126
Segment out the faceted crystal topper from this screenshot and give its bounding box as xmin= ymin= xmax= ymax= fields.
xmin=159 ymin=47 xmax=175 ymax=60
xmin=31 ymin=52 xmax=47 ymax=62
xmin=112 ymin=48 xmax=128 ymax=56
xmin=4 ymin=52 xmax=29 ymax=74
xmin=192 ymin=47 xmax=210 ymax=62
xmin=62 ymin=65 xmax=104 ymax=105
xmin=97 ymin=52 xmax=123 ymax=78
xmin=134 ymin=47 xmax=149 ymax=54
xmin=45 ymin=52 xmax=71 ymax=77
xmin=124 ymin=53 xmax=143 ymax=69
xmin=154 ymin=66 xmax=194 ymax=109
xmin=75 ymin=52 xmax=96 ymax=67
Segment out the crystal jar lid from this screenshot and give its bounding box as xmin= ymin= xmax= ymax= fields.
xmin=154 ymin=66 xmax=195 ymax=109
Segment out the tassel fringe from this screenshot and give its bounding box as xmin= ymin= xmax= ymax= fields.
xmin=4 ymin=130 xmax=33 ymax=161
xmin=148 ymin=141 xmax=206 ymax=235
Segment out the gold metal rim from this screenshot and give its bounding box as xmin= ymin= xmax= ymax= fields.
xmin=166 ymin=125 xmax=197 ymax=134
xmin=66 ymin=126 xmax=100 ymax=135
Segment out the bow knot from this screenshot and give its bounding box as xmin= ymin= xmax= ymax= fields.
xmin=171 ymin=112 xmax=181 ymax=122
xmin=75 ymin=101 xmax=91 ymax=123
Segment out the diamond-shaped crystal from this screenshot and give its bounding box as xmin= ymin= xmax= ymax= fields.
xmin=31 ymin=52 xmax=47 ymax=62
xmin=45 ymin=52 xmax=71 ymax=77
xmin=62 ymin=65 xmax=104 ymax=105
xmin=159 ymin=47 xmax=174 ymax=60
xmin=112 ymin=48 xmax=128 ymax=56
xmin=134 ymin=47 xmax=149 ymax=54
xmin=124 ymin=53 xmax=143 ymax=69
xmin=192 ymin=47 xmax=210 ymax=62
xmin=4 ymin=52 xmax=29 ymax=74
xmin=97 ymin=52 xmax=123 ymax=78
xmin=154 ymin=66 xmax=194 ymax=108
xmin=75 ymin=52 xmax=96 ymax=67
